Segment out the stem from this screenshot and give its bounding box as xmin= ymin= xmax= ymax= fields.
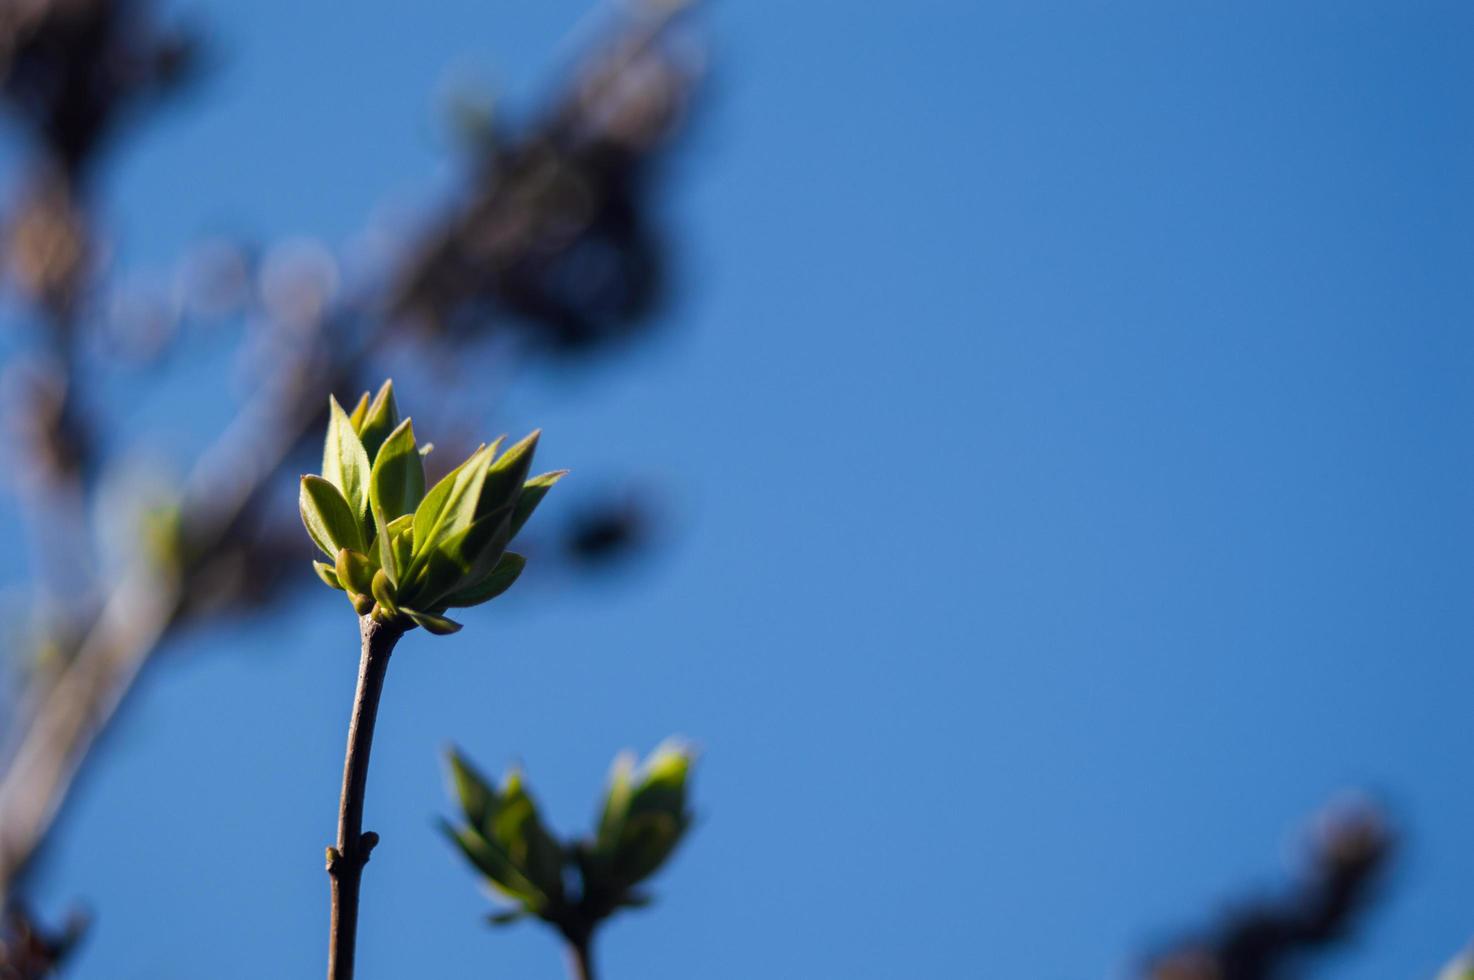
xmin=327 ymin=616 xmax=404 ymax=980
xmin=567 ymin=930 xmax=597 ymax=980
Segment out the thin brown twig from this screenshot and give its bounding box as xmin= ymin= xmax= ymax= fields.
xmin=326 ymin=615 xmax=404 ymax=980
xmin=566 ymin=930 xmax=597 ymax=980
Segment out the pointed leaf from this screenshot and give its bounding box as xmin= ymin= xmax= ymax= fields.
xmin=478 ymin=430 xmax=540 ymax=520
xmin=412 ymin=441 xmax=496 ymax=557
xmin=322 ymin=396 xmax=372 ymax=520
xmin=493 ymin=770 xmax=565 ymax=905
xmin=369 ymin=419 xmax=425 ymax=586
xmin=402 ymin=504 xmax=511 ymax=609
xmin=628 ymin=742 xmax=694 ymax=820
xmin=387 ymin=513 xmax=415 ymax=579
xmin=313 ymin=561 xmax=344 ymax=590
xmin=346 ymin=392 xmax=370 ymax=432
xmin=511 ymin=470 xmax=567 ymax=539
xmin=358 ymin=379 xmax=401 ymax=462
xmin=436 ymin=447 xmax=495 ymax=542
xmin=403 ymin=608 xmax=463 ymax=635
xmin=444 ymin=552 xmax=526 ymax=608
xmin=448 ymin=749 xmax=500 ymax=831
xmin=440 ymin=821 xmax=546 ymax=909
xmin=597 ymin=751 xmax=637 ymax=855
xmin=443 ymin=503 xmax=513 ymax=573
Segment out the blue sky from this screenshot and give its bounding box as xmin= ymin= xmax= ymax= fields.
xmin=17 ymin=0 xmax=1474 ymax=976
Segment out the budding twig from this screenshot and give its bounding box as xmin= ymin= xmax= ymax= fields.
xmin=327 ymin=616 xmax=405 ymax=980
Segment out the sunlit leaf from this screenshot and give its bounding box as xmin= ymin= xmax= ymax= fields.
xmin=444 ymin=552 xmax=526 ymax=609
xmin=478 ymin=430 xmax=540 ymax=520
xmin=322 ymin=396 xmax=372 ymax=520
xmin=357 ymin=379 xmax=401 ymax=462
xmin=313 ymin=561 xmax=344 ymax=590
xmin=402 ymin=607 xmax=463 ymax=635
xmin=301 ymin=475 xmax=365 ymax=556
xmin=370 ymin=418 xmax=424 ymax=584
xmin=511 ymin=470 xmax=567 ymax=538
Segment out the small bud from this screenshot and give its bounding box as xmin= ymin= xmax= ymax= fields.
xmin=313 ymin=561 xmax=343 ymax=590
xmin=335 ymin=549 xmax=375 ymax=595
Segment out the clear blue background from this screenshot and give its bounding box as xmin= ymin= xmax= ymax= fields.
xmin=19 ymin=0 xmax=1474 ymax=976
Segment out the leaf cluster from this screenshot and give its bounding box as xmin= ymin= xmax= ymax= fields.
xmin=300 ymin=380 xmax=565 ymax=634
xmin=442 ymin=741 xmax=696 ymax=936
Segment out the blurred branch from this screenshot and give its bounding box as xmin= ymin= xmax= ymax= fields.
xmin=1143 ymin=800 xmax=1393 ymax=980
xmin=0 ymin=904 xmax=84 ymax=980
xmin=0 ymin=0 xmax=701 ymax=908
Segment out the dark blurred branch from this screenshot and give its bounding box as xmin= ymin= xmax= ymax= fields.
xmin=0 ymin=904 xmax=84 ymax=980
xmin=1143 ymin=801 xmax=1392 ymax=980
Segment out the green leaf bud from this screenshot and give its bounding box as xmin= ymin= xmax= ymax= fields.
xmin=313 ymin=561 xmax=344 ymax=590
xmin=334 ymin=549 xmax=376 ymax=596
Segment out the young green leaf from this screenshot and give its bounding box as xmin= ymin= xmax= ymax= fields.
xmin=301 ymin=475 xmax=365 ymax=556
xmin=434 ymin=447 xmax=494 ymax=544
xmin=510 ymin=470 xmax=568 ymax=538
xmin=370 ymin=418 xmax=424 ymax=584
xmin=441 ymin=503 xmax=513 ymax=574
xmin=370 ymin=418 xmax=424 ymax=519
xmin=628 ymin=744 xmax=693 ymax=819
xmin=357 ymin=380 xmax=401 ymax=462
xmin=402 ymin=608 xmax=463 ymax=635
xmin=444 ymin=552 xmax=526 ymax=609
xmin=398 ymin=547 xmax=462 ymax=612
xmin=313 ymin=561 xmax=344 ymax=590
xmin=440 ymin=821 xmax=547 ymax=909
xmin=387 ymin=513 xmax=415 ymax=579
xmin=596 ymin=751 xmax=637 ymax=856
xmin=448 ymin=749 xmax=501 ymax=832
xmin=412 ymin=441 xmax=497 ymax=557
xmin=322 ymin=396 xmax=372 ymax=520
xmin=609 ymin=811 xmax=684 ymax=887
xmin=346 ymin=391 xmax=371 ymax=432
xmin=494 ymin=771 xmax=565 ymax=905
xmin=478 ymin=430 xmax=540 ymax=520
